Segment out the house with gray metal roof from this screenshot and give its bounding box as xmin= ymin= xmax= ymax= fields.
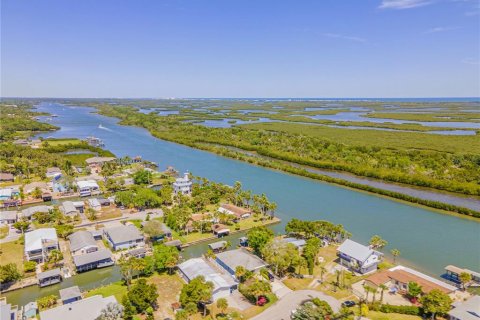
xmin=73 ymin=249 xmax=113 ymax=273
xmin=59 ymin=286 xmax=82 ymax=304
xmin=68 ymin=231 xmax=98 ymax=255
xmin=104 ymin=225 xmax=144 ymax=251
xmin=60 ymin=201 xmax=77 ymax=216
xmin=178 ymin=258 xmax=237 ymax=300
xmin=0 ymin=298 xmax=18 ymax=320
xmin=39 ymin=295 xmax=118 ymax=320
xmin=0 ymin=210 xmax=17 ymax=224
xmin=215 ymin=248 xmax=268 ymax=276
xmin=25 ymin=228 xmax=59 ymax=262
xmin=449 ymin=295 xmax=480 ymax=320
xmin=37 ymin=268 xmax=62 ymax=287
xmin=21 ymin=205 xmax=53 ymax=220
xmin=337 ymin=239 xmax=382 ymax=274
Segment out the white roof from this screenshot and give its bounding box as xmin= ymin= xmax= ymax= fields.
xmin=0 ymin=188 xmax=12 ymax=197
xmin=88 ymin=198 xmax=101 ymax=207
xmin=22 ymin=205 xmax=53 ymax=218
xmin=337 ymin=239 xmax=374 ymax=263
xmin=61 ymin=201 xmax=77 ymax=214
xmin=77 ymin=180 xmax=99 ymax=189
xmin=0 ymin=211 xmax=18 ymax=220
xmin=25 ymin=228 xmax=58 ymax=252
xmin=179 ymin=258 xmax=237 ymax=292
xmin=449 ymin=295 xmax=480 ymax=320
xmin=39 ymin=295 xmax=117 ymax=320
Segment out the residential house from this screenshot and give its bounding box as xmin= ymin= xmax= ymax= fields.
xmin=103 ymin=225 xmax=145 ymax=251
xmin=72 ymin=201 xmax=85 ymax=213
xmin=72 ymin=249 xmax=114 ymax=273
xmin=21 ymin=205 xmax=53 ymax=220
xmin=0 ymin=211 xmax=17 ymax=224
xmin=126 ymin=247 xmax=146 ymax=258
xmin=0 ymin=187 xmax=20 ymax=201
xmin=85 ymin=157 xmax=116 ymax=173
xmin=281 ymin=237 xmax=307 ymax=250
xmin=68 ymin=231 xmax=98 ymax=255
xmin=87 ymin=198 xmax=101 ymax=211
xmin=448 ymin=295 xmax=480 ymax=320
xmin=0 ymin=173 xmax=14 ymax=182
xmin=178 ymin=258 xmax=238 ymax=300
xmin=186 ymin=213 xmax=213 ymax=232
xmin=37 ymin=268 xmax=62 ymax=287
xmin=76 ymin=180 xmax=100 ymax=197
xmin=141 ymin=221 xmax=172 ymax=241
xmin=39 ymin=295 xmax=119 ymax=320
xmin=173 ymin=172 xmax=192 ymax=195
xmin=25 ymin=228 xmax=59 ymax=262
xmin=46 ymin=167 xmax=62 ymax=179
xmin=218 ymin=204 xmax=252 ymax=220
xmin=337 ymin=239 xmax=382 ymax=274
xmin=23 ymin=182 xmax=49 ymax=195
xmin=59 ymin=286 xmax=82 ymax=304
xmin=97 ymin=197 xmax=110 ymax=207
xmin=214 ymin=248 xmax=268 ymax=277
xmin=0 ymin=297 xmax=18 ymax=320
xmin=364 ymin=265 xmax=457 ymax=296
xmin=60 ymin=201 xmax=78 ymax=216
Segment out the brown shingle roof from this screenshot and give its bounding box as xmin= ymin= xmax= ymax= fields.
xmin=220 ymin=204 xmax=251 ymax=218
xmin=388 ymin=270 xmax=453 ymax=294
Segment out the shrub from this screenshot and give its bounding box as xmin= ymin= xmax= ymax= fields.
xmin=24 ymin=261 xmax=37 ymax=273
xmin=370 ymin=303 xmax=421 ymax=315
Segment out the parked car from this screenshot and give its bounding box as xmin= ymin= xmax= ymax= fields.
xmin=293 ymin=273 xmax=304 ymax=279
xmin=342 ymin=300 xmax=356 ymax=308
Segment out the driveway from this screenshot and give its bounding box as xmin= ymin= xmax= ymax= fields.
xmin=251 ymin=290 xmax=341 ymax=320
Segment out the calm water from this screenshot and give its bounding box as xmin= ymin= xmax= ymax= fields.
xmin=306 ymin=112 xmax=480 ymax=129
xmin=4 ymin=102 xmax=478 ymax=305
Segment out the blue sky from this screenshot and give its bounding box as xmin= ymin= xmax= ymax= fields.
xmin=2 ymin=0 xmax=479 ymax=98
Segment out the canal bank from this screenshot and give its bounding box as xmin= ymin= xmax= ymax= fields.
xmin=29 ymin=103 xmax=480 ymax=276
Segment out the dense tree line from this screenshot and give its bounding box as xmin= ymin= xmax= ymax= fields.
xmin=96 ymin=105 xmax=480 ymax=196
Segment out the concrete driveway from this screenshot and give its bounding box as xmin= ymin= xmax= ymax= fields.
xmin=251 ymin=290 xmax=341 ymax=320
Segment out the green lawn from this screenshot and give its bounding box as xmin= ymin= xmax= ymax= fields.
xmin=365 ymin=311 xmax=422 ymax=320
xmin=42 ymin=138 xmax=81 ymax=146
xmin=0 ymin=225 xmax=9 ymax=239
xmin=85 ymin=281 xmax=128 ymax=302
xmin=0 ymin=240 xmax=24 ymax=270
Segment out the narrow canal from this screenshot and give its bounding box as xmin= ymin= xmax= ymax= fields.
xmin=3 ymin=102 xmax=478 ymax=306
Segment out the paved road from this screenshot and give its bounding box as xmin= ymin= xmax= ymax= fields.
xmin=251 ymin=290 xmax=341 ymax=320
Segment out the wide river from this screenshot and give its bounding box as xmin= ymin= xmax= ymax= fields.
xmin=3 ymin=102 xmax=479 ymax=305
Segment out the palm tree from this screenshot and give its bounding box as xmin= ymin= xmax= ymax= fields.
xmin=319 ymin=265 xmax=327 ymax=282
xmin=235 ymin=266 xmax=247 ymax=282
xmin=390 ymin=248 xmax=401 ymax=264
xmin=379 ymin=284 xmax=388 ymax=302
xmin=363 ymin=284 xmax=373 ymax=302
xmin=459 ymin=272 xmax=472 ymax=291
xmin=216 ymin=298 xmax=228 ymax=316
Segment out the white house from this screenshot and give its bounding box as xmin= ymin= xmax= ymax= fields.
xmin=87 ymin=198 xmax=102 ymax=211
xmin=24 ymin=228 xmax=59 ymax=263
xmin=178 ymin=258 xmax=237 ymax=300
xmin=60 ymin=201 xmax=78 ymax=216
xmin=337 ymin=239 xmax=382 ymax=274
xmin=76 ymin=180 xmax=100 ymax=197
xmin=0 ymin=211 xmax=18 ymax=224
xmin=103 ymin=225 xmax=145 ymax=251
xmin=173 ymin=172 xmax=193 ymax=195
xmin=46 ymin=167 xmax=62 ymax=179
xmin=218 ymin=204 xmax=252 ymax=219
xmin=39 ymin=295 xmax=119 ymax=320
xmin=449 ymin=295 xmax=480 ymax=320
xmin=68 ymin=231 xmax=98 ymax=256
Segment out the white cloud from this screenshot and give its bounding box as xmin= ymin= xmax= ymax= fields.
xmin=379 ymin=0 xmax=433 ymax=9
xmin=322 ymin=33 xmax=367 ymax=43
xmin=424 ymin=26 xmax=459 ymax=33
xmin=462 ymin=58 xmax=480 ymax=65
